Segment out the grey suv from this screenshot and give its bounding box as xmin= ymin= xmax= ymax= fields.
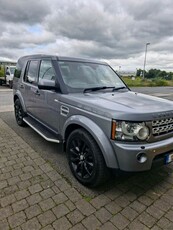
xmin=13 ymin=54 xmax=173 ymax=187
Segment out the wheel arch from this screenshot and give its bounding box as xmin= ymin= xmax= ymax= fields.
xmin=13 ymin=91 xmax=26 ymax=113
xmin=63 ymin=115 xmax=119 ymax=169
xmin=14 ymin=94 xmax=19 ymax=102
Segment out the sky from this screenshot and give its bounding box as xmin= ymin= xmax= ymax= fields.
xmin=0 ymin=0 xmax=173 ymax=72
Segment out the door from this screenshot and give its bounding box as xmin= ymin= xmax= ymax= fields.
xmin=22 ymin=60 xmax=39 ymax=115
xmin=34 ymin=59 xmax=60 ymax=132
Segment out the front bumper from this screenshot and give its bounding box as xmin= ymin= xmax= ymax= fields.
xmin=111 ymin=136 xmax=173 ymax=171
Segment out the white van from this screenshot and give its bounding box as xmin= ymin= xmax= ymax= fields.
xmin=6 ymin=66 xmax=16 ymax=88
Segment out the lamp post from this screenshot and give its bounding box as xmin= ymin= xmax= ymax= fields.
xmin=143 ymin=42 xmax=150 ymax=79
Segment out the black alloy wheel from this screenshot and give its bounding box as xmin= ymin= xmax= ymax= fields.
xmin=14 ymin=99 xmax=27 ymax=126
xmin=67 ymin=128 xmax=109 ymax=187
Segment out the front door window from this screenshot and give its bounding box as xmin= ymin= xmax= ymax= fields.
xmin=39 ymin=60 xmax=56 ymax=85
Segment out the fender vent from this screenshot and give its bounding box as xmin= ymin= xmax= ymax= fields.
xmin=60 ymin=105 xmax=69 ymax=117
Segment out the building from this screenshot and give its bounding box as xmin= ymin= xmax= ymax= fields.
xmin=0 ymin=60 xmax=16 ymax=66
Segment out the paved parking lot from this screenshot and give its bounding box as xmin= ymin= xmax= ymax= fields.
xmin=0 ymin=86 xmax=173 ymax=229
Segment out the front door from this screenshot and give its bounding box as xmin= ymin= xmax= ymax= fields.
xmin=34 ymin=59 xmax=60 ymax=132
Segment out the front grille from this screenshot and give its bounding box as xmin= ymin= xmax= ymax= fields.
xmin=152 ymin=118 xmax=173 ymax=136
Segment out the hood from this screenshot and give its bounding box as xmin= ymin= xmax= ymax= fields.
xmin=61 ymin=90 xmax=173 ymax=121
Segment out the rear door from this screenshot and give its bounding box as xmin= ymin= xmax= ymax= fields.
xmin=22 ymin=60 xmax=39 ymax=115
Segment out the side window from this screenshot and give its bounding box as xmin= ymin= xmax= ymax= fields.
xmin=24 ymin=60 xmax=39 ymax=85
xmin=39 ymin=60 xmax=55 ymax=83
xmin=14 ymin=59 xmax=25 ymax=79
xmin=14 ymin=65 xmax=21 ymax=79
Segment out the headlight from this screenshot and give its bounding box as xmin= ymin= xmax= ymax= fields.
xmin=111 ymin=120 xmax=150 ymax=141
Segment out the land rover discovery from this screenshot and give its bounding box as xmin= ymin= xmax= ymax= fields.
xmin=13 ymin=54 xmax=173 ymax=187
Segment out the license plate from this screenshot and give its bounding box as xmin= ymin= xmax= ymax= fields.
xmin=165 ymin=153 xmax=173 ymax=164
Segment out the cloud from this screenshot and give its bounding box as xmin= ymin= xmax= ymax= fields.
xmin=45 ymin=0 xmax=133 ymax=47
xmin=0 ymin=0 xmax=173 ymax=71
xmin=0 ymin=0 xmax=50 ymax=24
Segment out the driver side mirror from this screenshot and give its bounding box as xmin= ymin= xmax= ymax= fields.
xmin=38 ymin=79 xmax=60 ymax=91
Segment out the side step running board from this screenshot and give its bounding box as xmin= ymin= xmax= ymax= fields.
xmin=23 ymin=117 xmax=61 ymax=143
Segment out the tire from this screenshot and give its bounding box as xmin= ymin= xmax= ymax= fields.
xmin=9 ymin=81 xmax=13 ymax=89
xmin=66 ymin=128 xmax=109 ymax=187
xmin=14 ymin=99 xmax=27 ymax=126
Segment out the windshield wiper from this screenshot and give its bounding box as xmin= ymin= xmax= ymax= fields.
xmin=112 ymin=86 xmax=127 ymax=91
xmin=83 ymin=86 xmax=115 ymax=93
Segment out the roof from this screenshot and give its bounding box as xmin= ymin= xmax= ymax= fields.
xmin=18 ymin=54 xmax=107 ymax=65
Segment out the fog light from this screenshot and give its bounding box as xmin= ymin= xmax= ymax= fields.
xmin=137 ymin=152 xmax=147 ymax=163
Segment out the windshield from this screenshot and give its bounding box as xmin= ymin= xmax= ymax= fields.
xmin=58 ymin=61 xmax=126 ymax=92
xmin=9 ymin=67 xmax=15 ymax=74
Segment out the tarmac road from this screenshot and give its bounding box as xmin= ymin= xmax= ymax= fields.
xmin=132 ymin=87 xmax=173 ymax=101
xmin=0 ymin=86 xmax=13 ymax=112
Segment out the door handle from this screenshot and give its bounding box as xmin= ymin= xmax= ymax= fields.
xmin=35 ymin=90 xmax=40 ymax=96
xmin=20 ymin=84 xmax=24 ymax=89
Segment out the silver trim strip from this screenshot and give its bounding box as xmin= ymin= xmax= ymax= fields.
xmin=23 ymin=118 xmax=60 ymax=143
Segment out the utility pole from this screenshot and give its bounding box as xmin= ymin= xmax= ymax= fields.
xmin=143 ymin=43 xmax=150 ymax=79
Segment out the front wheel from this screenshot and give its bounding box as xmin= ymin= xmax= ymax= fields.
xmin=14 ymin=99 xmax=27 ymax=126
xmin=66 ymin=129 xmax=109 ymax=187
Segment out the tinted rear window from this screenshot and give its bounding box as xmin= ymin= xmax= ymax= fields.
xmin=14 ymin=63 xmax=21 ymax=79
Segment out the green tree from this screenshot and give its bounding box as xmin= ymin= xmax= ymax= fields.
xmin=145 ymin=69 xmax=157 ymax=79
xmin=165 ymin=72 xmax=173 ymax=80
xmin=136 ymin=69 xmax=142 ymax=77
xmin=0 ymin=67 xmax=4 ymax=77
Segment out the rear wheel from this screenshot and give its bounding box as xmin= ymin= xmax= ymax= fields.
xmin=14 ymin=99 xmax=27 ymax=126
xmin=9 ymin=81 xmax=13 ymax=89
xmin=66 ymin=128 xmax=109 ymax=187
